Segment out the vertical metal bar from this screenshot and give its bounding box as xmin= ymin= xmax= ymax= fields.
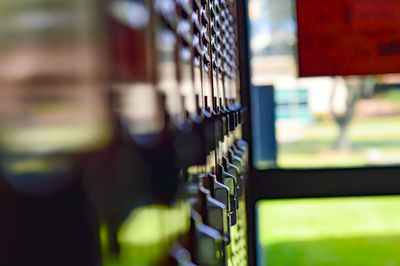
xmin=236 ymin=0 xmax=258 ymax=265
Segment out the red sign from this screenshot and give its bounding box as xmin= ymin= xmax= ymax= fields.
xmin=297 ymin=0 xmax=400 ymax=77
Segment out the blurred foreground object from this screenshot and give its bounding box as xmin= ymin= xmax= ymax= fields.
xmin=0 ymin=1 xmax=109 ymax=265
xmin=0 ymin=0 xmax=250 ymax=265
xmin=0 ymin=0 xmax=110 ymax=195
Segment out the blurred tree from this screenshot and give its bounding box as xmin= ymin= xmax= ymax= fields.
xmin=249 ymin=0 xmax=295 ymax=56
xmin=267 ymin=0 xmax=293 ymax=32
xmin=330 ymin=76 xmax=377 ymax=150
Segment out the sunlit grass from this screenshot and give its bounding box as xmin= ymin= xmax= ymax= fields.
xmin=258 ymin=196 xmax=400 ymax=266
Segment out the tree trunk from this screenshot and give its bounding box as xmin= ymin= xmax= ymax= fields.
xmin=334 ymin=116 xmax=351 ymax=150
xmin=330 ymin=77 xmax=363 ymax=150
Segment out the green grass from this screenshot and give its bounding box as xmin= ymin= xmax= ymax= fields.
xmin=265 ymin=235 xmax=400 ymax=266
xmin=258 ymin=196 xmax=400 ymax=266
xmin=277 ymin=116 xmax=400 ymax=168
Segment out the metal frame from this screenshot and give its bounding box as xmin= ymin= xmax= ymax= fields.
xmin=247 ymin=168 xmax=400 ymax=265
xmin=249 ymin=167 xmax=400 ymax=201
xmin=236 ymin=1 xmax=400 ymax=265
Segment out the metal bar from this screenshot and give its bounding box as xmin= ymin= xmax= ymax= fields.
xmin=250 ymin=167 xmax=400 ymax=200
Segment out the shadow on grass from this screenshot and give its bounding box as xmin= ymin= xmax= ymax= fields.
xmin=264 ymin=234 xmax=400 ymax=266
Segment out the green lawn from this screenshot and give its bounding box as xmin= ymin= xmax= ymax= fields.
xmin=277 ymin=116 xmax=400 ymax=168
xmin=258 ymin=196 xmax=400 ymax=266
